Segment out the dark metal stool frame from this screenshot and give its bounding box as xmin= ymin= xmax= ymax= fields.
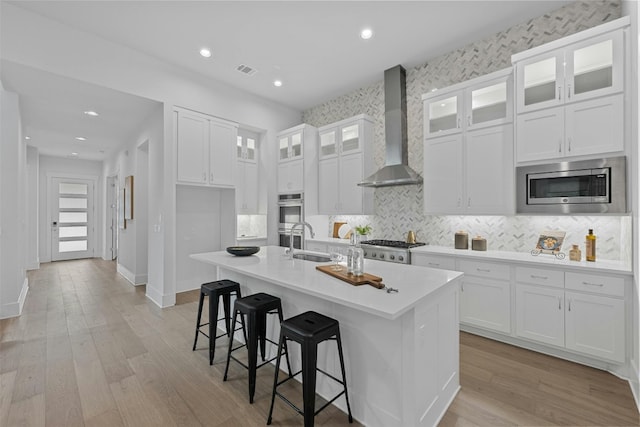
xmin=192 ymin=280 xmax=247 ymax=365
xmin=223 ymin=292 xmax=293 ymax=404
xmin=267 ymin=310 xmax=353 ymax=427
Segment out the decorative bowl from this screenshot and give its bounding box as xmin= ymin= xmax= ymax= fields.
xmin=226 ymin=246 xmax=260 ymax=256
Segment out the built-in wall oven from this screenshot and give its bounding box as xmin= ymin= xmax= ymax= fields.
xmin=278 ymin=193 xmax=304 ymax=249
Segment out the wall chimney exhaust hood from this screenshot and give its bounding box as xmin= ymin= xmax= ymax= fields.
xmin=358 ymin=65 xmax=422 ymax=188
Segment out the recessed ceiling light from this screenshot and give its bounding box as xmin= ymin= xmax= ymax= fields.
xmin=71 ymin=152 xmax=78 ymax=156
xmin=200 ymin=47 xmax=212 ymax=58
xmin=440 ymin=103 xmax=446 ymax=107
xmin=360 ymin=28 xmax=373 ymax=40
xmin=84 ymin=110 xmax=99 ymax=116
xmin=75 ymin=136 xmax=87 ymax=141
xmin=24 ymin=136 xmax=31 ymax=140
xmin=273 ymin=80 xmax=283 ymax=87
xmin=431 ymin=88 xmax=438 ymax=92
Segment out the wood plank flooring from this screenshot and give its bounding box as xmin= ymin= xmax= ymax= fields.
xmin=0 ymin=258 xmax=638 ymax=426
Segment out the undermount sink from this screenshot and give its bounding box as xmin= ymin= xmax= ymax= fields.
xmin=292 ymin=253 xmax=331 ymax=262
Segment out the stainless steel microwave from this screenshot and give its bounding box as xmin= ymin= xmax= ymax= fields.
xmin=516 ymin=156 xmax=626 ymax=214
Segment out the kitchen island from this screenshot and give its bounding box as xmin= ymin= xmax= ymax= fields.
xmin=191 ymin=246 xmax=463 ymax=426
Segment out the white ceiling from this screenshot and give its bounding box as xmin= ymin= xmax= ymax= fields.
xmin=1 ymin=0 xmax=573 ymax=161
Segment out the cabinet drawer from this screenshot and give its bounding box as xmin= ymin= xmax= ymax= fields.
xmin=516 ymin=267 xmax=564 ymax=288
xmin=459 ymin=260 xmax=509 ymax=280
xmin=565 ymin=272 xmax=625 ymax=297
xmin=412 ymin=254 xmax=456 ymax=270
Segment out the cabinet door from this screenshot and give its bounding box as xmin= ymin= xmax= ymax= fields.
xmin=209 ymin=119 xmax=236 ymax=187
xmin=290 ymin=131 xmax=303 ymax=160
xmin=424 ymin=134 xmax=464 ymax=214
xmin=277 ymin=159 xmax=304 ymax=193
xmin=466 ymin=124 xmax=513 ymax=214
xmin=516 ymin=107 xmax=564 ymax=163
xmin=239 ymin=161 xmax=258 ymax=213
xmin=319 ymin=128 xmax=338 ymax=159
xmin=411 ymin=253 xmax=456 ymax=270
xmin=468 ymin=79 xmax=512 ymax=130
xmin=565 ymin=291 xmax=625 ymax=363
xmin=516 ymin=52 xmax=564 ymax=113
xmin=515 ymin=284 xmax=565 ymax=347
xmin=424 ymin=92 xmax=463 ymax=137
xmin=565 ymin=30 xmax=623 ymax=103
xmin=278 ymin=134 xmax=290 ymax=161
xmin=565 ymin=94 xmax=624 ymax=157
xmin=318 ymin=158 xmax=339 ymax=214
xmin=338 ymin=153 xmax=363 ymax=214
xmin=305 ymin=241 xmax=328 ymax=253
xmin=459 ymin=276 xmax=510 ymax=333
xmin=340 ymin=122 xmax=361 ymax=155
xmin=176 ymin=111 xmax=208 ymax=184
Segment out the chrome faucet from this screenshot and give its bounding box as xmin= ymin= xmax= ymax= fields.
xmin=285 ymin=221 xmax=315 ymax=257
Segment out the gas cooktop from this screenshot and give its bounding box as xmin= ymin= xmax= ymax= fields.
xmin=360 ymin=239 xmax=426 ymax=249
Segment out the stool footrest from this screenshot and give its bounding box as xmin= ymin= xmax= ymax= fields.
xmin=273 ymin=388 xmax=346 ymax=418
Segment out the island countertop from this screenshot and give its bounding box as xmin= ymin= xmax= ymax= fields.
xmin=190 ymin=245 xmax=462 ymax=320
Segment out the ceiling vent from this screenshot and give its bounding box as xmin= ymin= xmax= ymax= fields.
xmin=236 ymin=64 xmax=258 ymax=76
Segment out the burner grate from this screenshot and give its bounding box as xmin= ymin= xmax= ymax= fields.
xmin=360 ymin=239 xmax=426 ymax=249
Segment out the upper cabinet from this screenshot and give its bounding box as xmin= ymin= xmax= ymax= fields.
xmin=276 ymin=124 xmax=318 ymax=214
xmin=175 ymin=107 xmax=237 ymax=187
xmin=317 ymin=114 xmax=374 ymax=215
xmin=512 ymin=18 xmax=628 ymax=163
xmin=236 ymin=129 xmax=263 ymax=214
xmin=423 ymin=69 xmax=514 ymax=215
xmin=424 ymin=73 xmax=512 ymax=138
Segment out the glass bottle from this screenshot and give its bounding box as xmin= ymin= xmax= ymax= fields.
xmin=569 ymin=244 xmax=581 ymax=261
xmin=352 ymin=238 xmax=364 ymax=276
xmin=585 ymin=229 xmax=596 ymax=262
xmin=346 ymin=232 xmax=356 ymax=274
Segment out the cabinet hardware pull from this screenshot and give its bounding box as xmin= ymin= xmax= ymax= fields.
xmin=582 ymin=281 xmax=604 ymax=287
xmin=558 ymin=86 xmax=561 ymax=100
xmin=568 ymin=137 xmax=572 ymax=152
xmin=558 ymin=297 xmax=562 ymax=310
xmin=531 ymin=275 xmax=548 ymax=280
xmin=461 ymin=282 xmax=464 ymax=292
xmin=558 ymin=139 xmax=562 ymax=153
xmin=468 ymin=116 xmax=471 ymax=126
xmin=568 ymin=299 xmax=572 ymax=311
xmin=476 ymin=268 xmax=490 ymax=273
xmin=457 ymin=117 xmax=461 ymax=128
xmin=429 ymin=263 xmax=440 ymax=267
xmin=210 ymin=173 xmax=214 ymax=182
xmin=468 ymin=197 xmax=471 ymax=208
xmin=567 ymin=84 xmax=571 ymax=99
xmin=203 ymin=172 xmax=207 ymax=181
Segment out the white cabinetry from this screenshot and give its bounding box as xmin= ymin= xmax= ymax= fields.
xmin=423 ymin=68 xmax=514 ymax=215
xmin=411 ymin=253 xmax=456 ymax=271
xmin=276 ymin=125 xmax=318 ymax=214
xmin=175 ymin=108 xmax=237 ymax=187
xmin=235 ymin=129 xmax=263 ymax=214
xmin=317 ymin=115 xmax=374 ymax=215
xmin=458 ymin=260 xmax=511 ymax=334
xmin=512 ymin=19 xmax=628 ymax=163
xmin=515 ymin=267 xmax=625 ymax=363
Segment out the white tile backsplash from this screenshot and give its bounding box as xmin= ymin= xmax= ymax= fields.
xmin=237 ymin=214 xmax=267 ymax=238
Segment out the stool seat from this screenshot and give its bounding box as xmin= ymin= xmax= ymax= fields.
xmin=192 ymin=280 xmax=243 ymax=365
xmin=224 ymin=292 xmax=292 ymax=404
xmin=267 ymin=310 xmax=353 ymax=427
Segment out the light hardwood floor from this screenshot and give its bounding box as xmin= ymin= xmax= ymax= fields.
xmin=0 ymin=258 xmax=637 ymax=426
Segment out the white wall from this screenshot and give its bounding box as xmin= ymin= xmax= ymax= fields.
xmin=0 ymin=89 xmax=28 ymax=319
xmin=25 ymin=146 xmax=39 ymax=270
xmin=38 ymin=156 xmax=102 ymax=263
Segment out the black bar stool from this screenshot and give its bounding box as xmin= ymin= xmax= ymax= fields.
xmin=267 ymin=311 xmax=353 ymax=427
xmin=192 ymin=279 xmax=245 ymax=365
xmin=223 ymin=292 xmax=292 ymax=403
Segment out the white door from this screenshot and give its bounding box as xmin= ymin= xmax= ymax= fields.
xmin=51 ymin=177 xmax=95 ymax=261
xmin=108 ymin=175 xmax=118 ymax=260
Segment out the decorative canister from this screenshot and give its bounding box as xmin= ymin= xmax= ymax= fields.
xmin=472 ymin=236 xmax=487 ymax=251
xmin=454 ymin=231 xmax=469 ymax=249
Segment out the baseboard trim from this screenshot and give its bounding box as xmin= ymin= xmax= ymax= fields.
xmin=145 ymin=285 xmax=176 ymax=308
xmin=116 ymin=264 xmax=147 ymax=286
xmin=0 ymin=278 xmax=29 ymax=320
xmin=630 ymin=363 xmax=640 ymax=413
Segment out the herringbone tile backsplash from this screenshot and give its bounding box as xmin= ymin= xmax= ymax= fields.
xmin=303 ymin=1 xmax=629 ymax=262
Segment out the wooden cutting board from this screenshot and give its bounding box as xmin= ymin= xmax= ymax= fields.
xmin=316 ymin=265 xmax=384 ymax=289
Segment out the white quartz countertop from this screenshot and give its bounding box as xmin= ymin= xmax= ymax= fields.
xmin=410 ymin=245 xmax=632 ymax=275
xmin=190 ymin=246 xmax=463 ymax=320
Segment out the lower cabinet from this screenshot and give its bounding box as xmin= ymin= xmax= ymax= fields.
xmin=459 ymin=260 xmax=511 ymax=334
xmin=515 ymin=267 xmax=626 ymax=363
xmin=411 ymin=252 xmax=629 ymax=365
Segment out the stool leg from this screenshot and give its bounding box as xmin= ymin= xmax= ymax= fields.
xmin=277 ymin=307 xmax=293 ymax=378
xmin=266 ymin=331 xmax=285 ymax=425
xmin=222 ymin=293 xmax=232 ymax=336
xmin=301 ymin=340 xmax=318 ymax=427
xmin=192 ymin=291 xmax=205 ymax=351
xmin=336 ymin=330 xmax=354 ymax=423
xmin=257 ymin=311 xmax=267 ymax=361
xmin=223 ymin=309 xmax=239 ymax=381
xmin=246 ymin=311 xmax=259 ymax=403
xmin=209 ymin=290 xmax=220 ymax=365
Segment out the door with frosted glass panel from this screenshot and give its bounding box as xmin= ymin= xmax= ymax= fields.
xmin=51 ymin=178 xmax=95 ymax=261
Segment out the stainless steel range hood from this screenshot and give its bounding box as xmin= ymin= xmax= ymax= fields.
xmin=358 ymin=65 xmax=422 ymax=188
